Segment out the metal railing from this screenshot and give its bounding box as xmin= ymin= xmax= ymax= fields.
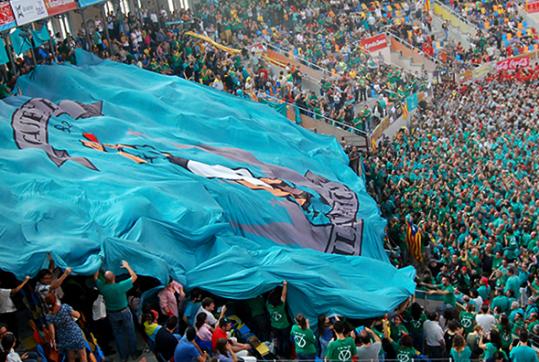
xmin=262 ymin=94 xmax=369 ymax=138
xmin=386 ymin=32 xmax=440 ymax=65
xmin=263 ymin=42 xmax=331 ymax=75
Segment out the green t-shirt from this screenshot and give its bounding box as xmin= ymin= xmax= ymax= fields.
xmin=483 ymin=343 xmax=507 ymax=361
xmin=491 ymin=295 xmax=510 ymax=313
xmin=290 ymin=324 xmax=316 ymax=355
xmin=396 ymin=346 xmax=419 ymax=362
xmin=459 ymin=311 xmax=475 ymax=334
xmin=96 ymin=278 xmax=133 ymax=312
xmin=510 ymin=345 xmax=539 ymax=362
xmin=450 ymin=346 xmax=471 ymax=362
xmin=442 ymin=284 xmax=456 ymax=306
xmin=408 ymin=313 xmax=427 ymax=338
xmin=266 ymin=302 xmax=289 ymax=329
xmin=505 ymin=275 xmax=521 ymax=298
xmin=325 ymin=337 xmax=357 ymax=362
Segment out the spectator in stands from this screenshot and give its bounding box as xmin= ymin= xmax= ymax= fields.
xmin=158 ymin=280 xmax=185 ymax=319
xmin=35 ymin=254 xmax=72 ymax=304
xmin=356 ymin=326 xmax=382 ymax=362
xmin=197 ymin=297 xmax=225 ymax=328
xmin=450 ymin=334 xmax=471 ymax=362
xmin=423 ymin=312 xmax=445 ymax=359
xmin=0 ymin=276 xmax=30 ymax=339
xmin=194 ymin=313 xmax=213 ymax=352
xmin=325 ymin=320 xmax=357 ymax=362
xmin=174 ymin=327 xmax=207 ymax=362
xmin=155 ymin=317 xmax=180 ymax=361
xmin=266 ymin=281 xmax=290 ymax=358
xmin=290 ymin=314 xmax=316 ymax=361
xmin=478 ymin=329 xmax=507 ymax=361
xmin=211 ymin=318 xmax=249 ymax=354
xmin=45 ymin=294 xmax=87 ymax=362
xmin=0 ymin=332 xmax=37 ymax=362
xmin=476 ymin=305 xmax=496 ymax=336
xmin=94 ymin=260 xmax=139 ymax=362
xmin=510 ymin=331 xmax=538 ymax=362
xmin=214 ymin=338 xmax=238 ymax=362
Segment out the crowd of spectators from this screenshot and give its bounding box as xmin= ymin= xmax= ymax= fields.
xmin=0 ymin=0 xmax=435 ymax=133
xmin=364 ymin=64 xmax=539 ymax=359
xmin=1 ymin=1 xmax=539 ymax=362
xmin=443 ymin=0 xmax=539 ymax=59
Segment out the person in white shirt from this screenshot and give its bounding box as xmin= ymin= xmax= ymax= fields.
xmin=196 ymin=297 xmax=226 ymax=327
xmin=423 ymin=312 xmax=445 ymax=359
xmin=475 ymin=304 xmax=496 ymax=336
xmin=0 ymin=332 xmax=37 ymax=362
xmin=356 ymin=327 xmax=382 ymax=361
xmin=212 ymin=76 xmax=224 ymax=91
xmin=0 ymin=276 xmax=30 ymax=340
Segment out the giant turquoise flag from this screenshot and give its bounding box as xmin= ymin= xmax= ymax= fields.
xmin=0 ymin=50 xmax=415 ymax=320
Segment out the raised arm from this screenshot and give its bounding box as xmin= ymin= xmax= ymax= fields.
xmin=50 ymin=268 xmax=72 ymax=290
xmin=11 ymin=276 xmax=31 ymax=295
xmin=121 ymin=260 xmax=138 ymax=283
xmin=281 ymin=280 xmax=288 ymax=303
xmin=47 ymin=253 xmax=55 ymax=272
xmin=366 ymin=327 xmax=381 ymax=344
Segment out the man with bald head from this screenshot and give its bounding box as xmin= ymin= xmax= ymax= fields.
xmin=94 ymin=260 xmax=139 ymax=362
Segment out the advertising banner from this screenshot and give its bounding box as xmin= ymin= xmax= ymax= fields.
xmin=44 ymin=0 xmax=76 ymax=16
xmin=496 ymin=56 xmax=530 ymax=71
xmin=525 ymin=0 xmax=539 ymax=13
xmin=0 ymin=1 xmax=16 ymax=31
xmin=360 ymin=33 xmax=388 ymax=53
xmin=10 ymin=0 xmax=47 ymax=25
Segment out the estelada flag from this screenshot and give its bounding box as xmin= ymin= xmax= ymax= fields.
xmin=406 ymin=221 xmax=423 ymax=262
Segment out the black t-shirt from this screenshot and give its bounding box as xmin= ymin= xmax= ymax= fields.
xmin=155 ymin=328 xmax=179 ymax=361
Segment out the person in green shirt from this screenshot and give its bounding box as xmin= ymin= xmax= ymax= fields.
xmin=425 ymin=277 xmax=456 ymax=308
xmin=94 ymin=260 xmax=139 ymax=362
xmin=246 ymin=296 xmax=269 ymax=341
xmin=266 ymin=280 xmax=290 ymax=358
xmin=290 ymin=314 xmax=317 ymax=360
xmin=325 ymin=320 xmax=357 ymax=362
xmin=491 ymin=288 xmax=510 ymax=313
xmin=460 ymin=303 xmax=476 ymax=334
xmin=479 ymin=329 xmax=507 ymax=361
xmin=510 ymin=331 xmax=539 ymax=362
xmin=504 ymin=268 xmax=521 ymax=299
xmin=450 ymin=334 xmax=472 ymax=362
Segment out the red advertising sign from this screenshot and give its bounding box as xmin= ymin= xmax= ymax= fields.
xmin=43 ymin=0 xmax=76 ymax=16
xmin=526 ymin=0 xmax=539 ymax=13
xmin=360 ymin=34 xmax=388 ymax=53
xmin=496 ymin=56 xmax=530 ymax=72
xmin=0 ymin=1 xmax=16 ymax=31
